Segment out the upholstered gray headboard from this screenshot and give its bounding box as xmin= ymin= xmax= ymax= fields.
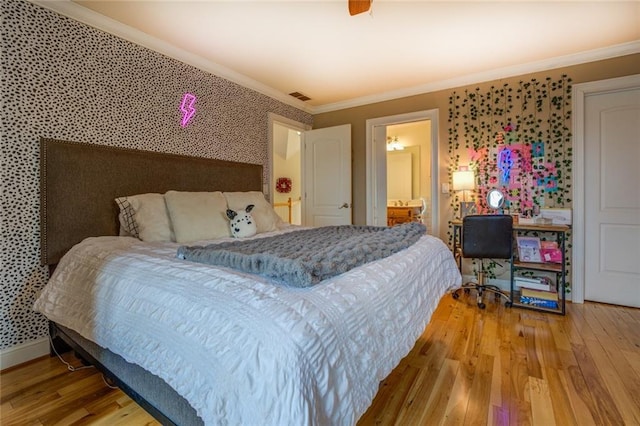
xmin=40 ymin=138 xmax=263 ymax=265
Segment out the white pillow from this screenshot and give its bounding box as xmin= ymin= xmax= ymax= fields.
xmin=115 ymin=193 xmax=174 ymax=242
xmin=223 ymin=191 xmax=283 ymax=234
xmin=164 ymin=191 xmax=230 ymax=243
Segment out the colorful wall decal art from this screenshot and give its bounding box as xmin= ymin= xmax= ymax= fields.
xmin=541 ymin=176 xmax=559 ymax=193
xmin=497 ymin=147 xmax=513 ymax=185
xmin=448 ymin=75 xmax=572 ymax=215
xmin=180 ymin=93 xmax=197 ymax=127
xmin=532 ymin=141 xmax=545 ymax=157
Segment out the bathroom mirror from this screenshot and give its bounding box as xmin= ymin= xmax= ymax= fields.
xmin=387 ymin=146 xmax=421 ymax=201
xmin=487 ymin=189 xmax=505 ymax=209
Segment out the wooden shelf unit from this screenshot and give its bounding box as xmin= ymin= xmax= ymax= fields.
xmin=512 ymin=260 xmax=563 ymax=273
xmin=511 ymin=223 xmax=569 ymax=315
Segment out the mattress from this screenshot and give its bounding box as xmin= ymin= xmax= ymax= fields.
xmin=34 ymin=228 xmax=461 ymax=425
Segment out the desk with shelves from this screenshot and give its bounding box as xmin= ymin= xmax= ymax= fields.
xmin=451 ymin=220 xmax=569 ymax=315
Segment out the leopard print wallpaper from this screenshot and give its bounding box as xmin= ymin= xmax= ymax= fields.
xmin=0 ymin=0 xmax=312 ymax=349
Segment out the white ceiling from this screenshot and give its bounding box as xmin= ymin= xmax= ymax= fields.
xmin=35 ymin=1 xmax=640 ymax=113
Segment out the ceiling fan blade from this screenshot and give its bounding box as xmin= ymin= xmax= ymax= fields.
xmin=349 ymin=0 xmax=371 ymax=16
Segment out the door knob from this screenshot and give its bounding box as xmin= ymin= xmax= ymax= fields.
xmin=339 ymin=203 xmax=350 ymax=209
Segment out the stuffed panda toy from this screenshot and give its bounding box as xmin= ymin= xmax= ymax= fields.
xmin=226 ymin=204 xmax=257 ymax=238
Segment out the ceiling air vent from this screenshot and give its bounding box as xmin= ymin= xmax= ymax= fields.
xmin=289 ymin=92 xmax=311 ymax=102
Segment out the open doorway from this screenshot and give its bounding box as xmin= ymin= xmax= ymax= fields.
xmin=269 ymin=115 xmax=352 ymax=227
xmin=366 ymin=109 xmax=439 ymax=236
xmin=268 ymin=113 xmax=310 ymax=225
xmin=385 ymin=121 xmax=431 ymax=227
xmin=272 ymin=123 xmax=303 ymax=224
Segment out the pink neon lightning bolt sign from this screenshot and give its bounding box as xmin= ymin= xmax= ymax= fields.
xmin=179 ymin=93 xmax=196 ymax=127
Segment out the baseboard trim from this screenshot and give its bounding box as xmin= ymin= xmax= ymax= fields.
xmin=1 ymin=337 xmax=50 ymax=371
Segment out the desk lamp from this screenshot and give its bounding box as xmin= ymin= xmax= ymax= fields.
xmin=452 ymin=167 xmax=476 ymax=218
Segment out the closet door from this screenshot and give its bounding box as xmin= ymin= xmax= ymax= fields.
xmin=583 ymin=85 xmax=640 ymax=307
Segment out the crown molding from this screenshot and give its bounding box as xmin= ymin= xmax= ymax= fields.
xmin=27 ymin=1 xmax=640 ymax=116
xmin=313 ymin=40 xmax=640 ymax=114
xmin=28 ymin=0 xmax=314 ymax=114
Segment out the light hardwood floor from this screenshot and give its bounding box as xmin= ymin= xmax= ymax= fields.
xmin=2 ymin=293 xmax=639 ymax=425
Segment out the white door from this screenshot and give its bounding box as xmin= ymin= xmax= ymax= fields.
xmin=583 ymin=86 xmax=640 ymax=307
xmin=303 ymin=124 xmax=352 ymax=226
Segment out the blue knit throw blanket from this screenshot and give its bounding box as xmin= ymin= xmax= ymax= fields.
xmin=177 ymin=222 xmax=426 ymax=288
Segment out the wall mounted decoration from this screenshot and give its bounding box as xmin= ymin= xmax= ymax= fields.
xmin=276 ymin=177 xmax=292 ymax=193
xmin=180 ymin=93 xmax=197 ymax=127
xmin=447 ymin=75 xmax=573 ymax=286
xmin=447 ymin=75 xmax=572 ymax=217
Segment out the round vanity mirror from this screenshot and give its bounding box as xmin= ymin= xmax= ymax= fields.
xmin=487 ymin=189 xmax=505 ymax=209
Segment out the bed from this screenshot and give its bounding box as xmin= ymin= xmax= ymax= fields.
xmin=34 ymin=138 xmax=461 ymax=425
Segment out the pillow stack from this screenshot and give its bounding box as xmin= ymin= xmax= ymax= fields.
xmin=115 ymin=191 xmax=283 ymax=243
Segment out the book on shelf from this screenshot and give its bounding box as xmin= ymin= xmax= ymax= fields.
xmin=520 ymin=287 xmax=559 ymax=309
xmin=520 ymin=287 xmax=558 ymax=301
xmin=519 ymin=296 xmax=559 ymax=309
xmin=514 ymin=275 xmax=551 ymax=291
xmin=540 ymin=240 xmax=562 ymax=263
xmin=516 ymin=236 xmax=542 ymax=263
xmin=540 ymin=241 xmax=558 ymax=249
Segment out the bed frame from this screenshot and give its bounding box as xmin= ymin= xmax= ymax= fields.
xmin=40 ymin=138 xmax=263 ymax=425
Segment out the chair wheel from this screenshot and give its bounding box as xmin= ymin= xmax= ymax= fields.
xmin=452 ymin=292 xmax=459 ymax=300
xmin=478 ymin=302 xmax=486 ymax=309
xmin=505 ymin=301 xmax=512 ymax=308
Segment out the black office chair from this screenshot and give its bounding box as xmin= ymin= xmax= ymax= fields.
xmin=452 ymin=214 xmax=513 ymax=309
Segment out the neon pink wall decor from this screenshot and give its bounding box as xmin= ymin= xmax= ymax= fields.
xmin=179 ymin=93 xmax=196 ymax=127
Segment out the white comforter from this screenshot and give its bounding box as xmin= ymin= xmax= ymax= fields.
xmin=34 ymin=229 xmax=461 ymax=425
